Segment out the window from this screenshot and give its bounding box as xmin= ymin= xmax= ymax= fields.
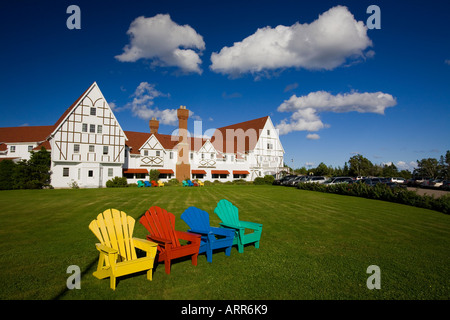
xmin=10 ymin=146 xmax=15 ymax=153
xmin=88 ymin=170 xmax=93 ymax=177
xmin=201 ymin=153 xmax=204 ymax=159
xmin=74 ymin=144 xmax=80 ymax=153
xmin=267 ymin=129 xmax=270 ymax=135
xmin=103 ymin=146 xmax=109 ymax=155
xmin=28 ymin=145 xmax=33 ymax=152
xmin=144 ymin=150 xmax=148 ymax=156
xmin=169 ymin=152 xmax=173 ymax=159
xmin=156 ymin=151 xmax=160 ymax=156
xmin=97 ymin=125 xmax=102 ymax=134
xmin=224 ymin=155 xmax=227 ymax=161
xmin=89 ymin=145 xmax=94 ymax=152
xmin=267 ymin=143 xmax=273 ymax=150
xmin=63 ymin=167 xmax=69 ymax=177
xmin=82 ymin=123 xmax=87 ymax=132
xmin=190 ymin=153 xmax=193 ymax=160
xmin=90 ymin=124 xmax=95 ymax=133
xmin=211 ymin=153 xmax=214 ymax=159
xmin=108 ymin=168 xmax=113 ymax=177
xmin=90 ymin=107 xmax=96 ymax=116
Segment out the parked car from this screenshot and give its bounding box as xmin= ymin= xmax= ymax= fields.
xmin=440 ymin=181 xmax=450 ymax=191
xmin=323 ymin=177 xmax=353 ymax=185
xmin=288 ymin=176 xmax=305 ymax=186
xmin=304 ymin=176 xmax=327 ymax=184
xmin=281 ymin=176 xmax=298 ymax=186
xmin=390 ymin=177 xmax=406 ymax=184
xmin=273 ymin=175 xmax=296 ymax=185
xmin=363 ymin=178 xmax=383 ymax=186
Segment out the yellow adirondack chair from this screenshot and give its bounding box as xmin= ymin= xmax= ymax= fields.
xmin=157 ymin=180 xmax=164 ymax=187
xmin=89 ymin=209 xmax=158 ymax=290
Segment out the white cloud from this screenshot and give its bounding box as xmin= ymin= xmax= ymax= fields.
xmin=306 ymin=133 xmax=320 ymax=140
xmin=276 ymin=91 xmax=397 ymax=135
xmin=396 ymin=161 xmax=418 ymax=171
xmin=210 ymin=6 xmax=372 ymax=77
xmin=115 ymin=14 xmax=205 ymax=74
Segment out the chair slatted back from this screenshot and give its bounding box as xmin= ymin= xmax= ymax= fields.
xmin=214 ymin=199 xmax=241 ymax=227
xmin=89 ymin=209 xmax=137 ymax=261
xmin=181 ymin=207 xmax=211 ymax=234
xmin=140 ymin=206 xmax=181 ymax=247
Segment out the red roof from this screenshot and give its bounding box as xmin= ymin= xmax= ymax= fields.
xmin=211 ymin=116 xmax=268 ymax=154
xmin=192 ymin=169 xmax=207 ymax=174
xmin=0 ymin=126 xmax=54 ymax=143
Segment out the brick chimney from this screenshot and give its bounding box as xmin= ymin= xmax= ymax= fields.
xmin=176 ymin=105 xmax=191 ymax=182
xmin=149 ymin=117 xmax=159 ymax=134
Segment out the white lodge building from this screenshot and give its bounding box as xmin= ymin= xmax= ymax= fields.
xmin=0 ymin=83 xmax=285 ymax=188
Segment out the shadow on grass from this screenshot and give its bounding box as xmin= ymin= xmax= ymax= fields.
xmin=52 ymin=257 xmax=99 ymax=300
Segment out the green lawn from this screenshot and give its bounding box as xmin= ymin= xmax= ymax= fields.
xmin=0 ymin=185 xmax=449 ymax=300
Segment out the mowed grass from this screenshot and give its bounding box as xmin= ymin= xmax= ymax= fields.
xmin=0 ymin=185 xmax=449 ymax=300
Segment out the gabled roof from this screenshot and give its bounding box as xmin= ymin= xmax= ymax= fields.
xmin=211 ymin=116 xmax=269 ymax=154
xmin=52 ymin=83 xmax=95 ymax=130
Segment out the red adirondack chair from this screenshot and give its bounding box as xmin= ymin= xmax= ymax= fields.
xmin=151 ymin=180 xmax=158 ymax=187
xmin=139 ymin=206 xmax=201 ymax=274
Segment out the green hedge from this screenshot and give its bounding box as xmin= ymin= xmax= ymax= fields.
xmin=106 ymin=176 xmax=128 ymax=188
xmin=296 ymin=182 xmax=450 ymax=214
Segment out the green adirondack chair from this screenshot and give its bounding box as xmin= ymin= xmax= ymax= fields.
xmin=214 ymin=199 xmax=263 ymax=253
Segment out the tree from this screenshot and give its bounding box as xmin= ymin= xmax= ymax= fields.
xmin=149 ymin=169 xmax=160 ymax=182
xmin=348 ymin=154 xmax=373 ymax=177
xmin=382 ymin=163 xmax=398 ymax=178
xmin=0 ymin=160 xmax=16 ymax=190
xmin=12 ymin=147 xmax=51 ymax=189
xmin=414 ymin=158 xmax=439 ymax=179
xmin=314 ymin=162 xmax=329 ymax=176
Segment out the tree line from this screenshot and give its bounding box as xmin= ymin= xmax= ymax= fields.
xmin=289 ymin=151 xmax=450 ymax=180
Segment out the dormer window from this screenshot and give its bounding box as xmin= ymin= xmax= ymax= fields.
xmin=90 ymin=107 xmax=96 ymax=116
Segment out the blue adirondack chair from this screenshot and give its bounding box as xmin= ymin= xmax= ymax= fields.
xmin=214 ymin=199 xmax=263 ymax=253
xmin=144 ymin=181 xmax=151 ymax=187
xmin=181 ymin=206 xmax=234 ymax=263
xmin=187 ymin=179 xmax=194 ymax=186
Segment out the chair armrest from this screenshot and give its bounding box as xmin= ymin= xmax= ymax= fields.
xmin=210 ymin=226 xmax=235 ymax=237
xmin=95 ymin=243 xmax=118 ymax=255
xmin=133 ymin=237 xmax=158 ymax=252
xmin=219 ymin=222 xmax=245 ymax=230
xmin=188 ymin=228 xmax=212 ymax=235
xmin=146 ymin=235 xmax=172 ymax=245
xmin=239 ymin=221 xmax=263 ymax=230
xmin=176 ymin=230 xmax=201 ymax=243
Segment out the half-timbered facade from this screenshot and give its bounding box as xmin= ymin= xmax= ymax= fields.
xmin=0 ymin=83 xmax=285 ymax=187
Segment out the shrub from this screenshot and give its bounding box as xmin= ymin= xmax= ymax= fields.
xmin=296 ymin=182 xmax=450 ymax=214
xmin=106 ymin=176 xmax=128 ymax=188
xmin=149 ymin=169 xmax=160 ymax=182
xmin=165 ymin=178 xmax=180 ymax=186
xmin=253 ymin=177 xmax=266 ymax=185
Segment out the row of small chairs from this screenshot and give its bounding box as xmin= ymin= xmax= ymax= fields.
xmin=137 ymin=180 xmax=164 ymax=187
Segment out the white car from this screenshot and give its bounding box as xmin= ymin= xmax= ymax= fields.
xmin=323 ymin=177 xmax=353 ymax=185
xmin=305 ymin=176 xmax=327 ymax=184
xmin=390 ymin=177 xmax=406 ymax=184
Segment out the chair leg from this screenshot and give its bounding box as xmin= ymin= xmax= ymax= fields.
xmin=255 ymin=241 xmax=260 ymax=249
xmin=147 ymin=269 xmax=153 ymax=281
xmin=237 ymin=242 xmax=244 ymax=253
xmin=225 ymin=246 xmax=231 ymax=256
xmin=165 ymin=259 xmax=171 ymax=274
xmin=192 ymin=253 xmax=198 ymax=266
xmin=110 ymin=275 xmax=116 ymax=290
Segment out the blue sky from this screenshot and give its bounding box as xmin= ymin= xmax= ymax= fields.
xmin=0 ymin=0 xmax=449 ymax=171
